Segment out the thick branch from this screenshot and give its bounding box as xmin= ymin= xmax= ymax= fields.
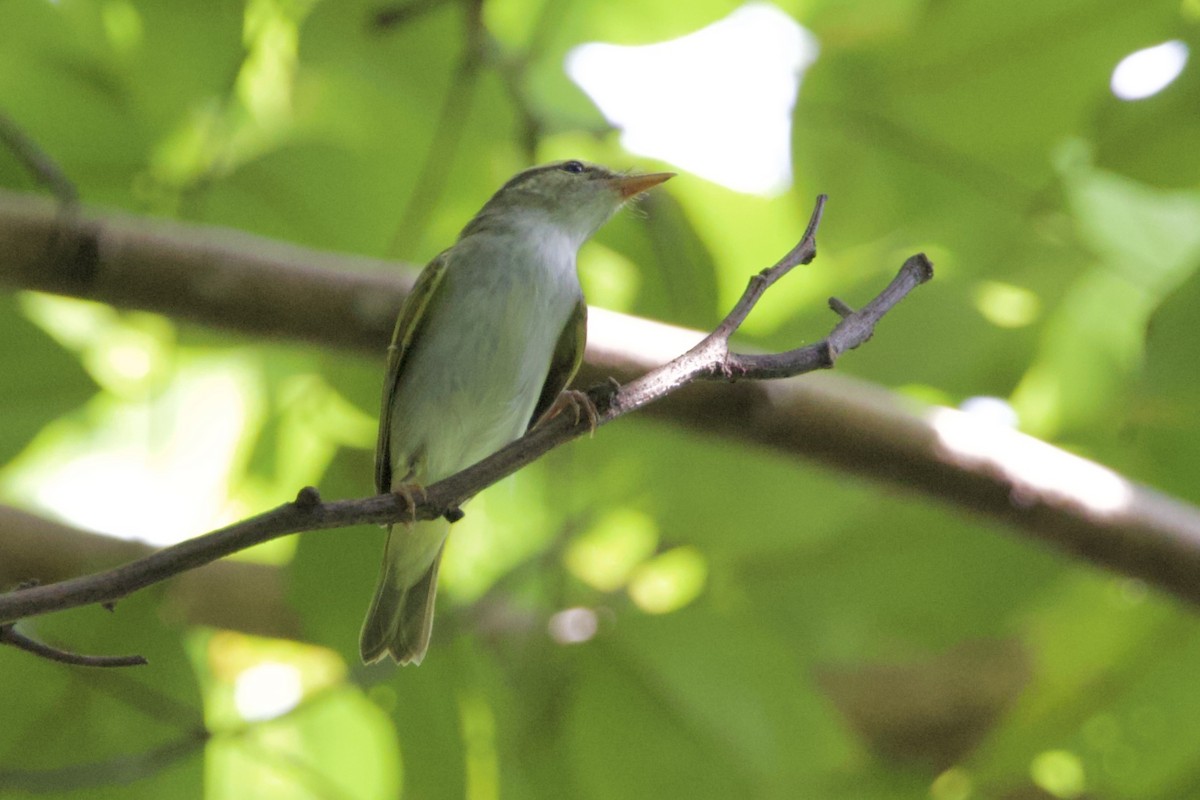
xmin=3 ymin=188 xmax=1200 ymax=632
xmin=0 ymin=189 xmax=406 ymax=351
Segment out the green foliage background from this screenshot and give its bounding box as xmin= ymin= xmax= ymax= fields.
xmin=2 ymin=0 xmax=1199 ymax=797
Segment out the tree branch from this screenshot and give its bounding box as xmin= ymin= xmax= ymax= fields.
xmin=0 ymin=113 xmax=78 ymax=203
xmin=0 ymin=188 xmax=406 ymax=351
xmin=0 ymin=621 xmax=146 ymax=668
xmin=3 ymin=187 xmax=1200 ymax=657
xmin=0 ymin=197 xmax=932 ymax=659
xmin=0 ymin=504 xmax=300 ymax=638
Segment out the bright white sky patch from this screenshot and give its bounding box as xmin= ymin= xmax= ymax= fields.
xmin=1111 ymin=40 xmax=1189 ymax=101
xmin=10 ymin=362 xmax=255 ymax=546
xmin=959 ymin=396 xmax=1019 ymax=429
xmin=566 ymin=3 xmax=817 ymax=195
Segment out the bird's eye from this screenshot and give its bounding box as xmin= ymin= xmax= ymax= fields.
xmin=560 ymin=160 xmax=586 ymax=174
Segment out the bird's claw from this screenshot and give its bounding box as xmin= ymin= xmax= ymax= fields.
xmin=392 ymin=482 xmax=428 ymax=524
xmin=537 ymin=389 xmax=601 ymax=436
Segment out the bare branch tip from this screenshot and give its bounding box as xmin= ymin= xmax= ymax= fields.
xmin=444 ymin=507 xmax=465 ymax=523
xmin=908 ymin=253 xmax=935 ymax=283
xmin=105 ymin=654 xmax=150 ymax=668
xmin=828 ymin=297 xmax=855 ymax=319
xmin=804 ymin=194 xmax=828 ymax=240
xmin=0 ymin=625 xmax=148 ymax=668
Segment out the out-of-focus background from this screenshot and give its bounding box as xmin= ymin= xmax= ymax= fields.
xmin=2 ymin=0 xmax=1199 ymax=797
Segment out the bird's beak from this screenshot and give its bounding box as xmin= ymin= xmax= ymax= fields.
xmin=611 ymin=171 xmax=675 ymax=199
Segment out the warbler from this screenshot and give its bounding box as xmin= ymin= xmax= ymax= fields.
xmin=361 ymin=160 xmax=674 ymax=665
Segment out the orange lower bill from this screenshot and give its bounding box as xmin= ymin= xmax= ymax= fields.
xmin=612 ymin=171 xmax=675 ymax=199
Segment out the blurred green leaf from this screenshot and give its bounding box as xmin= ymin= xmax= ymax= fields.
xmin=0 ymin=589 xmax=203 ymax=798
xmin=598 ymin=191 xmax=721 ymax=328
xmin=794 ymin=0 xmax=1179 ymax=258
xmin=1132 ymin=268 xmax=1200 ymax=504
xmin=0 ymin=296 xmax=96 ymax=464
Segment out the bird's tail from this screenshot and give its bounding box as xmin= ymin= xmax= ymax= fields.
xmin=359 ymin=518 xmax=450 ymax=666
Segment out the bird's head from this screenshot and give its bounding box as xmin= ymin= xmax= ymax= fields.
xmin=462 ymin=160 xmax=675 ymax=246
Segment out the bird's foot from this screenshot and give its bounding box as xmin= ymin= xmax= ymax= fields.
xmin=539 ymin=389 xmax=600 ymax=436
xmin=391 ymin=482 xmax=428 ymax=524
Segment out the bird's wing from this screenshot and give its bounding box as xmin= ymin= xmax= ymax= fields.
xmin=527 ymin=298 xmax=588 ymax=430
xmin=375 ymin=250 xmax=450 ymax=494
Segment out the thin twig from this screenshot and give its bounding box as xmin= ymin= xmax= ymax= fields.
xmin=369 ymin=0 xmax=455 ymax=32
xmin=0 ymin=197 xmax=931 ymax=661
xmin=0 ymin=730 xmax=206 ymax=793
xmin=0 ymin=682 xmax=349 ymax=794
xmin=0 ymin=111 xmax=77 ymax=204
xmin=0 ymin=110 xmax=90 ymax=290
xmin=724 ymin=253 xmax=934 ymax=379
xmin=0 ymin=624 xmax=147 ymax=667
xmin=385 ymin=0 xmax=486 ymax=256
xmin=491 ymin=0 xmax=577 ymax=160
xmin=713 ymin=193 xmax=826 ymax=340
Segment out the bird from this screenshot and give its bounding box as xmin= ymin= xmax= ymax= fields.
xmin=360 ymin=159 xmax=674 ymax=665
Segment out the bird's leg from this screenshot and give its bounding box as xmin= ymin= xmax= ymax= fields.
xmin=536 ymin=389 xmax=601 ymax=436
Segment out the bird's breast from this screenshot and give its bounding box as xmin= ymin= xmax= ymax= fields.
xmin=387 ymin=235 xmax=582 ymax=482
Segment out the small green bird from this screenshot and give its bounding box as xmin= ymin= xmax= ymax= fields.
xmin=361 ymin=160 xmax=674 ymax=665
